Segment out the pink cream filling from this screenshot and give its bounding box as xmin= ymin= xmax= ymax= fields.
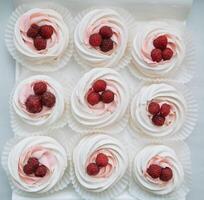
xmin=86 ymin=149 xmax=117 ymax=178
xmin=141 ymin=34 xmax=177 ymax=66
xmin=18 ymin=145 xmax=57 ymax=185
xmin=84 ymin=19 xmax=121 ymax=55
xmin=18 ymin=11 xmax=60 ymax=53
xmin=18 ymin=81 xmax=55 ymax=118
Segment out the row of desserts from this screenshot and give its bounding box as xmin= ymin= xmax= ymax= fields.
xmin=6 ymin=5 xmax=193 ymax=82
xmin=2 ymin=133 xmax=190 ymax=200
xmin=10 ymin=68 xmax=196 ymax=140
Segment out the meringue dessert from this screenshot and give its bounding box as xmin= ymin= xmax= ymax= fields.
xmin=73 ymin=134 xmax=128 ymax=193
xmin=70 ymin=68 xmax=129 ymax=133
xmin=14 ymin=8 xmax=70 ymax=66
xmin=7 ymin=136 xmax=68 ymax=193
xmin=131 ymin=144 xmax=184 ymax=196
xmin=131 ymin=21 xmax=185 ymax=78
xmin=74 ymin=8 xmax=128 ymax=68
xmin=130 ymin=83 xmax=187 ymax=138
xmin=12 ymin=75 xmax=65 ymax=128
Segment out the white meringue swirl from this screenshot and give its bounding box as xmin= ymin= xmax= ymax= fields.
xmin=133 ymin=144 xmax=184 ymax=195
xmin=8 ymin=136 xmax=68 ymax=193
xmin=14 ymin=8 xmax=69 ymax=64
xmin=74 ymin=8 xmax=128 ymax=68
xmin=73 ymin=134 xmax=128 ymax=192
xmin=12 ymin=75 xmax=65 ymax=127
xmin=130 ymin=83 xmax=187 ymax=138
xmin=131 ymin=21 xmax=185 ymax=77
xmin=70 ymin=68 xmax=129 ymax=131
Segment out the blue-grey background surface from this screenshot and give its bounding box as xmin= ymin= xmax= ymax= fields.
xmin=0 ymin=0 xmax=203 ymax=199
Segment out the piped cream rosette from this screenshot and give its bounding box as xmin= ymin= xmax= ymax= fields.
xmin=74 ymin=8 xmax=131 ymax=69
xmin=69 ymin=68 xmax=129 ymax=134
xmin=7 ymin=136 xmax=68 ymax=193
xmin=12 ymin=75 xmax=68 ymax=135
xmin=71 ymin=134 xmax=129 ymax=199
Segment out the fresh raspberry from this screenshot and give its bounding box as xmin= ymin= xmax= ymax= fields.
xmin=153 ymin=35 xmax=168 ymax=50
xmin=34 ymin=36 xmax=47 ymax=50
xmin=100 ymin=39 xmax=114 ymax=52
xmin=23 ymin=164 xmax=34 ymax=175
xmin=151 ymin=48 xmax=162 ymax=62
xmin=93 ymin=80 xmax=107 ymax=92
xmin=39 ymin=25 xmax=54 ymax=39
xmin=152 ymin=114 xmax=165 ymax=126
xmin=33 ymin=81 xmax=47 ymax=95
xmin=160 ymin=103 xmax=171 ymax=117
xmin=41 ymin=92 xmax=56 ymax=108
xmin=27 ymin=157 xmax=39 ymax=171
xmin=99 ymin=26 xmax=113 ymax=39
xmin=86 ymin=163 xmax=99 ymax=176
xmin=101 ymin=90 xmax=114 ymax=103
xmin=162 ymin=48 xmax=173 ymax=60
xmin=160 ymin=167 xmax=173 ymax=182
xmin=148 ymin=102 xmax=160 ymax=115
xmin=147 ymin=164 xmax=162 ymax=179
xmin=87 ymin=92 xmax=100 ymax=106
xmin=25 ymin=95 xmax=42 ymax=113
xmin=89 ymin=33 xmax=102 ymax=47
xmin=35 ymin=165 xmax=47 ymax=177
xmin=96 ymin=153 xmax=108 ymax=167
xmin=27 ymin=23 xmax=39 ymax=38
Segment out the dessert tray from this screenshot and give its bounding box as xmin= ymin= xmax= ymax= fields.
xmin=2 ymin=0 xmax=197 ymax=200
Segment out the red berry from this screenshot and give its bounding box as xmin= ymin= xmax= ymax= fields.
xmin=27 ymin=157 xmax=39 ymax=171
xmin=41 ymin=92 xmax=56 ymax=108
xmin=34 ymin=36 xmax=47 ymax=50
xmin=89 ymin=33 xmax=102 ymax=47
xmin=87 ymin=92 xmax=100 ymax=106
xmin=33 ymin=81 xmax=47 ymax=95
xmin=160 ymin=103 xmax=171 ymax=117
xmin=35 ymin=165 xmax=47 ymax=177
xmin=152 ymin=114 xmax=165 ymax=126
xmin=148 ymin=102 xmax=160 ymax=115
xmin=23 ymin=164 xmax=34 ymax=175
xmin=160 ymin=167 xmax=173 ymax=182
xmin=86 ymin=163 xmax=99 ymax=176
xmin=39 ymin=25 xmax=54 ymax=39
xmin=96 ymin=153 xmax=108 ymax=167
xmin=101 ymin=90 xmax=114 ymax=103
xmin=27 ymin=23 xmax=39 ymax=38
xmin=93 ymin=80 xmax=106 ymax=92
xmin=153 ymin=35 xmax=168 ymax=50
xmin=25 ymin=95 xmax=42 ymax=113
xmin=100 ymin=39 xmax=114 ymax=52
xmin=162 ymin=48 xmax=173 ymax=60
xmin=147 ymin=164 xmax=162 ymax=179
xmin=151 ymin=48 xmax=162 ymax=62
xmin=99 ymin=26 xmax=113 ymax=39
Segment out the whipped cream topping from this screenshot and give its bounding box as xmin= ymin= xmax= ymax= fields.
xmin=71 ymin=68 xmax=129 ymax=130
xmin=73 ymin=134 xmax=128 ymax=192
xmin=14 ymin=8 xmax=69 ymax=63
xmin=133 ymin=144 xmax=184 ymax=195
xmin=13 ymin=75 xmax=65 ymax=127
xmin=74 ymin=8 xmax=128 ymax=68
xmin=131 ymin=21 xmax=185 ymax=77
xmin=130 ymin=83 xmax=187 ymax=138
xmin=8 ymin=136 xmax=67 ymax=193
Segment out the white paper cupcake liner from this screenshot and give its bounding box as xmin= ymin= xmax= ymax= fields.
xmin=129 ymin=81 xmax=198 ymax=141
xmin=10 ymin=76 xmax=71 ymax=136
xmin=128 ymin=20 xmax=195 ymax=83
xmin=73 ymin=6 xmax=135 ymax=72
xmin=1 ymin=130 xmax=72 ymax=196
xmin=5 ymin=2 xmax=73 ymax=72
xmin=128 ymin=138 xmax=191 ymax=200
xmin=69 ymin=133 xmax=130 ymax=200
